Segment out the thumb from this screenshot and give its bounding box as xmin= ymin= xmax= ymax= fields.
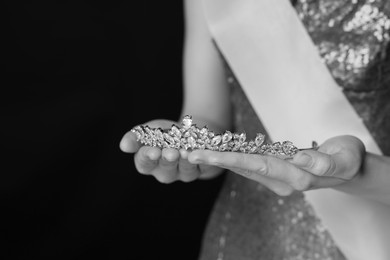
xmin=291 ymin=150 xmax=337 ymax=177
xmin=290 ymin=136 xmax=364 ymax=180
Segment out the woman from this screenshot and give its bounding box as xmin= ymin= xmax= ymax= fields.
xmin=120 ymin=0 xmax=390 ymax=259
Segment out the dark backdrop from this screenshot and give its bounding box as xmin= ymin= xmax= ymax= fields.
xmin=2 ymin=1 xmax=224 ymax=259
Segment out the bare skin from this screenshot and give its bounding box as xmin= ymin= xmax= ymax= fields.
xmin=120 ymin=0 xmax=390 ymax=205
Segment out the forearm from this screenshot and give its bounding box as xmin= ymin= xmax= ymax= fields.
xmin=180 ymin=42 xmax=231 ymax=133
xmin=336 ymin=152 xmax=390 ymax=205
xmin=181 ymin=0 xmax=232 ymax=133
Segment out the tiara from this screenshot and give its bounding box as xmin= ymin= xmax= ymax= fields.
xmin=131 ymin=115 xmax=306 ymax=158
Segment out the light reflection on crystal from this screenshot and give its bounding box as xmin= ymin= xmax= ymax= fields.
xmin=182 ymin=115 xmax=192 ymax=129
xmin=255 ymin=133 xmax=265 ymax=146
xmin=211 ymin=135 xmax=222 ymax=146
xmin=171 ymin=125 xmax=181 ymax=137
xmin=222 ymin=131 xmax=233 ymax=143
xmin=238 ymin=133 xmax=246 ymax=143
xmin=131 ymin=116 xmax=299 ymax=156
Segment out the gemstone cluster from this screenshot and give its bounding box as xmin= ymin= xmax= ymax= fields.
xmin=131 ymin=115 xmax=299 ymax=157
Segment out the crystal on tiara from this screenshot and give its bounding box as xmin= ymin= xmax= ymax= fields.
xmin=131 ymin=115 xmax=302 ymax=158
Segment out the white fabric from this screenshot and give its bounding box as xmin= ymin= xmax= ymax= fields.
xmin=202 ymin=0 xmax=390 ymax=259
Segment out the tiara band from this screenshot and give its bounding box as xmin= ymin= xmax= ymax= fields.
xmin=131 ymin=115 xmax=305 ymax=158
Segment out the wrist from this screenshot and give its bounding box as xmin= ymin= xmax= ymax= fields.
xmin=334 ymin=152 xmax=390 ymax=205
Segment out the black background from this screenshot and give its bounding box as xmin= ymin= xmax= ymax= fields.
xmin=3 ymin=1 xmax=224 ymax=259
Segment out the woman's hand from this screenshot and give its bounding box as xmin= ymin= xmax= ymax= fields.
xmin=120 ymin=119 xmax=224 ymax=183
xmin=188 ymin=135 xmax=366 ymax=195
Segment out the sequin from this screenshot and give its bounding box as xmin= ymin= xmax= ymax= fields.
xmin=198 ymin=1 xmax=390 ymax=260
xmin=296 ymin=0 xmax=390 ymax=89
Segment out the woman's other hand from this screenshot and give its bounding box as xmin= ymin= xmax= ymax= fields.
xmin=120 ymin=119 xmax=224 ymax=183
xmin=188 ymin=135 xmax=365 ymax=195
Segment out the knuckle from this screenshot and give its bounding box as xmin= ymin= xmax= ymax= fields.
xmin=256 ymin=157 xmax=270 ymax=176
xmin=240 ymin=168 xmax=253 ymax=177
xmin=305 ymin=156 xmax=316 ymax=169
xmin=306 ymin=153 xmax=336 ymax=177
xmin=254 ymin=164 xmax=268 ymax=176
xmin=321 ymin=157 xmax=336 ymax=176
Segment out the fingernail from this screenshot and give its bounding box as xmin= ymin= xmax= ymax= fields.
xmin=293 ymin=153 xmax=312 ymax=167
xmin=147 ymin=153 xmax=158 ymax=161
xmin=180 ymin=150 xmax=189 ymax=160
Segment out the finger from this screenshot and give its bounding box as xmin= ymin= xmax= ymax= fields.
xmin=191 ymin=150 xmax=345 ymax=190
xmin=190 ymin=150 xmax=314 ymax=191
xmin=290 ymin=150 xmax=354 ymax=180
xmin=226 ymin=166 xmax=295 ymax=196
xmin=178 ymin=149 xmax=199 ymax=182
xmin=120 ymin=131 xmax=141 ymax=153
xmin=190 ymin=150 xmax=281 ymax=177
xmin=178 ymin=158 xmax=199 ymax=182
xmin=159 ymin=148 xmax=180 ymax=176
xmin=152 ymin=168 xmax=179 ymax=184
xmin=185 ymin=150 xmax=224 ymax=179
xmin=291 ymin=150 xmax=336 ymax=177
xmin=148 ymin=148 xmax=179 ymax=184
xmin=134 ymin=146 xmax=162 ymax=174
xmin=161 ymin=148 xmax=180 ymax=163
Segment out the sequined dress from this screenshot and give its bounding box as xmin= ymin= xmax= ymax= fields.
xmin=199 ymin=1 xmax=390 ymax=259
